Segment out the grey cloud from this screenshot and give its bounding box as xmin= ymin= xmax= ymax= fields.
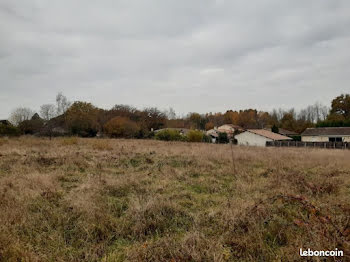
xmin=1 ymin=0 xmax=350 ymax=119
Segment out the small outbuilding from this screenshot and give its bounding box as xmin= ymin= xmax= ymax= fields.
xmin=235 ymin=129 xmax=292 ymax=147
xmin=301 ymin=127 xmax=350 ymax=142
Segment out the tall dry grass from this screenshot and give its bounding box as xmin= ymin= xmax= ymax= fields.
xmin=0 ymin=137 xmax=349 ymax=261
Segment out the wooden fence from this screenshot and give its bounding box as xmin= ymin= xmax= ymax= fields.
xmin=266 ymin=141 xmax=350 ymax=149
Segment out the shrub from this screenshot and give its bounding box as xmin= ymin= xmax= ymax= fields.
xmin=18 ymin=119 xmax=44 ymax=135
xmin=155 ymin=129 xmax=183 ymax=141
xmin=104 ymin=117 xmax=140 ymax=138
xmin=316 ymin=120 xmax=350 ymax=127
xmin=66 ymin=102 xmax=99 ymax=137
xmin=187 ymin=130 xmax=204 ymax=143
xmin=217 ymin=132 xmax=229 ymax=143
xmin=0 ymin=123 xmax=20 ymax=137
xmin=291 ymin=135 xmax=301 ymax=141
xmin=202 ymin=134 xmax=212 ymax=143
xmin=271 ymin=124 xmax=279 ymax=133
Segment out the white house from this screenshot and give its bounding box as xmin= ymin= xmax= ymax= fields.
xmin=235 ymin=129 xmax=292 ymax=147
xmin=301 ymin=127 xmax=350 ymax=142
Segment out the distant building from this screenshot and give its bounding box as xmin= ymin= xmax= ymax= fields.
xmin=40 ymin=115 xmax=69 ymax=136
xmin=301 ymin=127 xmax=350 ymax=142
xmin=235 ymin=129 xmax=292 ymax=147
xmin=217 ymin=124 xmax=244 ymax=137
xmin=0 ymin=120 xmax=11 ymax=126
xmin=265 ymin=127 xmax=298 ymax=137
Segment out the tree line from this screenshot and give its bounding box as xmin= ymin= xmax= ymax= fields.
xmin=1 ymin=93 xmax=349 ymax=138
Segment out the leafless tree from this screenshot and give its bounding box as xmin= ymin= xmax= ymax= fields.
xmin=9 ymin=107 xmax=34 ymax=126
xmin=298 ymin=102 xmax=329 ymax=123
xmin=165 ymin=107 xmax=176 ymax=120
xmin=56 ymin=92 xmax=71 ymax=115
xmin=40 ymin=104 xmax=57 ymax=121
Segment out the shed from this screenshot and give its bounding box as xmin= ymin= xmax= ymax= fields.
xmin=235 ymin=129 xmax=292 ymax=147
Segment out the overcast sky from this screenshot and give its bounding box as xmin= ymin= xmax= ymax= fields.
xmin=1 ymin=0 xmax=350 ymax=119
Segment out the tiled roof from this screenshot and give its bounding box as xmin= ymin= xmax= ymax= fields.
xmin=277 ymin=128 xmax=298 ymax=136
xmin=265 ymin=128 xmax=298 ymax=136
xmin=301 ymin=127 xmax=350 ymax=136
xmin=247 ymin=129 xmax=292 ymax=141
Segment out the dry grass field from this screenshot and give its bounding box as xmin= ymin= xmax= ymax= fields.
xmin=0 ymin=137 xmax=349 ymax=261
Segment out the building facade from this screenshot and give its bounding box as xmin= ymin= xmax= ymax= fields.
xmin=235 ymin=129 xmax=292 ymax=147
xmin=301 ymin=127 xmax=350 ymax=142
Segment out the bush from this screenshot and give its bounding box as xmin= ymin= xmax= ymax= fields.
xmin=271 ymin=124 xmax=279 ymax=133
xmin=18 ymin=119 xmax=44 ymax=135
xmin=202 ymin=134 xmax=212 ymax=143
xmin=0 ymin=123 xmax=20 ymax=137
xmin=316 ymin=120 xmax=350 ymax=127
xmin=66 ymin=102 xmax=99 ymax=137
xmin=104 ymin=117 xmax=140 ymax=138
xmin=291 ymin=135 xmax=301 ymax=141
xmin=187 ymin=130 xmax=204 ymax=143
xmin=217 ymin=132 xmax=229 ymax=143
xmin=155 ymin=129 xmax=183 ymax=141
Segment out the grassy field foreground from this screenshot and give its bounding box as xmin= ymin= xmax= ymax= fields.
xmin=0 ymin=137 xmax=349 ymax=261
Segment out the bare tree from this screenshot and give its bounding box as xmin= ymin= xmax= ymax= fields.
xmin=314 ymin=102 xmax=329 ymax=122
xmin=56 ymin=92 xmax=71 ymax=115
xmin=165 ymin=107 xmax=176 ymax=120
xmin=318 ymin=103 xmax=329 ymax=121
xmin=9 ymin=107 xmax=34 ymax=126
xmin=298 ymin=102 xmax=329 ymax=123
xmin=40 ymin=104 xmax=57 ymax=121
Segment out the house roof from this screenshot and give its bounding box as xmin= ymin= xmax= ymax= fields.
xmin=278 ymin=128 xmax=298 ymax=136
xmin=265 ymin=127 xmax=298 ymax=136
xmin=206 ymin=129 xmax=219 ymax=137
xmin=301 ymin=127 xmax=350 ymax=136
xmin=0 ymin=120 xmax=10 ymax=125
xmin=247 ymin=129 xmax=293 ymax=141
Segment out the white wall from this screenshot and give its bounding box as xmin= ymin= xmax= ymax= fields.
xmin=302 ymin=136 xmax=350 ymax=142
xmin=235 ymin=131 xmax=272 ymax=147
xmin=302 ymin=136 xmax=328 ymax=142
